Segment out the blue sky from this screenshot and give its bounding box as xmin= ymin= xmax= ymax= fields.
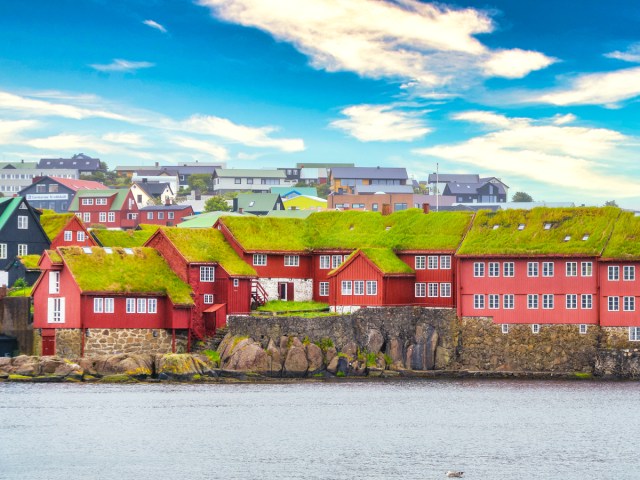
xmin=1 ymin=0 xmax=640 ymax=206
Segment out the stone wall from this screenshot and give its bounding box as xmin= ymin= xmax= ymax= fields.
xmin=0 ymin=297 xmax=32 ymax=355
xmin=84 ymin=329 xmax=175 ymax=357
xmin=600 ymin=327 xmax=639 ymax=350
xmin=258 ymin=278 xmax=314 ymax=302
xmin=56 ymin=329 xmax=82 ymax=358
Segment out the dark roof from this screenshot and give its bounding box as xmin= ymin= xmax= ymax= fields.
xmin=37 ymin=154 xmax=101 ymax=170
xmin=134 ymin=182 xmax=173 ymax=197
xmin=428 ymin=173 xmax=480 ymax=183
xmin=296 ymin=163 xmax=354 ymax=168
xmin=172 ymin=165 xmax=220 ymax=175
xmin=135 ymin=168 xmax=179 ymax=176
xmin=331 ymin=167 xmax=408 ymax=180
xmin=445 ymin=180 xmax=506 ymax=195
xmin=354 ymin=185 xmax=414 ymax=194
xmin=139 ymin=205 xmax=193 ymax=211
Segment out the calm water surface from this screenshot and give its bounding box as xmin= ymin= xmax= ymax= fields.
xmin=0 ymin=379 xmax=638 ymax=480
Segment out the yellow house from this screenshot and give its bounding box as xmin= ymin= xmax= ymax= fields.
xmin=283 ymin=195 xmax=327 ymax=210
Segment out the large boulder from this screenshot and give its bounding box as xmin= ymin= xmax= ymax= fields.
xmin=224 ymin=342 xmax=271 ymax=373
xmin=156 ymin=354 xmax=215 ymax=380
xmin=283 ymin=346 xmax=308 ymax=377
xmin=305 ymin=343 xmax=324 ymax=374
xmin=387 ymin=337 xmax=404 ymax=368
xmin=365 ymin=329 xmax=384 ymax=354
xmin=11 ymin=355 xmax=39 ymax=376
xmin=265 ymin=338 xmax=283 ymax=375
xmin=91 ymin=354 xmax=155 ymax=378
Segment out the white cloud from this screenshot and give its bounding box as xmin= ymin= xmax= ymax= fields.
xmin=143 ymin=19 xmax=167 ymax=33
xmin=102 ymin=132 xmax=149 ymax=146
xmin=89 ymin=59 xmax=155 ymax=73
xmin=0 ymin=119 xmax=40 ymax=142
xmin=415 ymin=111 xmax=637 ymax=197
xmin=199 ymin=0 xmax=553 ymax=90
xmin=605 ymin=43 xmax=640 ymax=63
xmin=169 ymin=135 xmax=229 ymax=160
xmin=330 ymin=104 xmax=431 ymax=142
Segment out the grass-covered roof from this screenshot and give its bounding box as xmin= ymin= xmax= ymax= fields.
xmin=59 ymin=246 xmax=193 ymax=305
xmin=18 ymin=255 xmax=41 ymax=270
xmin=92 ymin=225 xmax=160 ymax=247
xmin=359 ymin=248 xmax=414 ymax=274
xmin=40 ymin=213 xmax=75 ymax=241
xmin=221 ymin=217 xmax=308 ymax=252
xmin=601 ymin=211 xmax=640 ymax=260
xmin=457 ymin=207 xmax=620 ymax=256
xmin=159 ymin=228 xmax=256 ymax=276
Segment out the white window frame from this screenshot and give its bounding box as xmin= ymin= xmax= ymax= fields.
xmin=64 ymin=231 xmax=72 ymax=242
xmin=579 ymin=324 xmax=588 ymax=335
xmin=203 ymin=294 xmax=214 ymax=304
xmin=137 ymin=298 xmax=147 ymax=314
xmin=354 ymin=280 xmax=365 ymax=296
xmin=527 ymin=294 xmax=539 ymax=309
xmin=488 ymin=294 xmax=500 ymax=309
xmin=319 ymin=255 xmax=330 ymax=270
xmin=542 ymin=294 xmax=554 ymax=309
xmin=503 ymin=294 xmax=514 ymax=309
xmin=624 ymin=296 xmax=635 ymax=312
xmin=532 ymin=324 xmax=540 ymax=334
xmin=566 ymin=262 xmax=577 ymax=277
xmin=488 ymin=262 xmax=500 ymax=277
xmin=83 ymin=212 xmax=91 ymax=223
xmin=0 ymin=243 xmax=6 ymax=259
xmin=48 ymin=297 xmax=65 ymax=324
xmin=501 ymin=324 xmax=509 ymax=334
xmin=233 ymin=279 xmax=239 ymax=287
xmin=608 ymin=265 xmax=620 ymax=281
xmin=81 ymin=198 xmax=94 ymax=206
xmin=49 ymin=271 xmax=60 ymax=294
xmin=253 ymin=254 xmax=267 ymax=266
xmin=427 ymin=256 xmax=438 ymax=270
xmin=503 ymin=262 xmax=514 ymax=277
xmin=415 ymin=283 xmax=426 ymax=298
xmin=474 ymin=262 xmax=485 ymax=277
xmin=108 ymin=212 xmax=115 ymax=223
xmin=415 ymin=256 xmax=426 ymax=270
xmin=147 ymin=299 xmax=157 ymax=314
xmin=542 ymin=262 xmax=554 ymax=277
xmin=473 ymin=294 xmax=485 ymax=309
xmin=126 ymin=298 xmax=136 ymax=313
xmin=77 ymin=231 xmax=85 ymax=242
xmin=440 ymin=256 xmax=451 ymax=270
xmin=566 ymin=294 xmax=577 ymax=310
xmin=331 ymin=255 xmax=342 ymax=269
xmin=147 ymin=212 xmax=154 ymax=220
xmin=96 ymin=198 xmax=107 ymax=206
xmin=624 ymin=265 xmax=635 ymax=281
xmin=200 ymin=266 xmax=215 ymax=282
xmin=319 ymin=282 xmax=329 ymax=297
xmin=284 ymin=255 xmax=300 ymax=267
xmin=581 ymin=294 xmax=593 ymax=310
xmin=428 ymin=282 xmax=438 ymax=297
xmin=366 ymin=281 xmax=377 ymax=296
xmin=629 ymin=327 xmax=640 ymax=342
xmin=527 ymin=262 xmax=539 ymax=277
xmin=341 ymin=281 xmax=352 ymax=295
xmin=440 ymin=283 xmax=451 ymax=298
xmin=104 ymin=298 xmax=114 ymax=313
xmin=99 ymin=212 xmax=107 ymax=223
xmin=94 ymin=297 xmax=104 ymax=313
xmin=581 ymin=261 xmax=592 ymax=277
xmin=18 ymin=244 xmax=27 ymax=256
xmin=608 ymin=296 xmax=619 ymax=311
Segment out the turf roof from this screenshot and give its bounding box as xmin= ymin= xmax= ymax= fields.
xmin=40 ymin=213 xmax=75 ymax=241
xmin=601 ymin=211 xmax=640 ymax=260
xmin=18 ymin=255 xmax=41 ymax=270
xmin=92 ymin=225 xmax=160 ymax=247
xmin=221 ymin=216 xmax=308 ymax=252
xmin=59 ymin=246 xmax=193 ymax=305
xmin=158 ymin=228 xmax=257 ymax=276
xmin=457 ymin=207 xmax=620 ymax=256
xmin=349 ymin=248 xmax=414 ymax=275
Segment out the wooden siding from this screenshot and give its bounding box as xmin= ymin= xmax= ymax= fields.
xmin=598 ymin=261 xmax=640 ymax=327
xmin=397 ymin=253 xmax=456 ymax=308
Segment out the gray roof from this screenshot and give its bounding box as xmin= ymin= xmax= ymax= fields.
xmin=331 ymin=167 xmax=408 ymax=180
xmin=235 ymin=193 xmax=282 ymax=212
xmin=135 ymin=168 xmax=179 ymax=176
xmin=428 ymin=173 xmax=480 ymax=183
xmin=214 ymin=168 xmax=285 ymax=179
xmin=38 ymin=154 xmax=100 ymax=170
xmin=134 ymin=182 xmax=173 ymax=197
xmin=445 ymin=180 xmax=506 ymax=195
xmin=172 ymin=165 xmax=220 ymax=175
xmin=140 ymin=204 xmax=193 ymax=211
xmin=354 ymin=185 xmax=414 ymax=194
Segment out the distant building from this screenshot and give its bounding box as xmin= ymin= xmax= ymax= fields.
xmin=132 ymin=168 xmax=180 ymax=195
xmin=270 ymin=186 xmax=318 ymax=199
xmin=328 ymin=192 xmax=453 ymax=212
xmin=130 ymin=181 xmax=175 ymax=208
xmin=428 ymin=173 xmax=509 ymax=203
xmin=19 ymin=176 xmax=109 ymax=213
xmin=69 ymin=189 xmax=139 ymax=229
xmin=0 ymin=161 xmax=79 ymax=196
xmin=233 ymin=193 xmax=284 ymax=215
xmin=212 ymin=168 xmax=292 ymax=194
xmin=37 ymin=153 xmax=102 ymax=175
xmin=329 ymin=167 xmax=408 ymax=194
xmin=139 ymin=204 xmax=195 ymax=226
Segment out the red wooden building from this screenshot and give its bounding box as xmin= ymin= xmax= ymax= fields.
xmin=42 ymin=214 xmax=97 ymax=249
xmin=139 ymin=204 xmax=195 ymax=227
xmin=68 ymin=189 xmax=139 ymax=229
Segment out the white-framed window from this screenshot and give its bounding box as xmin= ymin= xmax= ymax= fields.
xmin=428 ymin=256 xmax=438 ymax=269
xmin=528 ymin=262 xmax=539 ymax=277
xmin=82 ymin=198 xmax=94 ymax=206
xmin=488 ymin=262 xmax=500 ymax=277
xmin=503 ymin=262 xmax=514 ymax=277
xmin=581 ymin=261 xmax=592 ymax=277
xmin=126 ymin=298 xmax=136 ymax=313
xmin=474 ymin=262 xmax=485 ymax=277
xmin=581 ymin=294 xmax=593 ymax=310
xmin=331 ymin=255 xmax=342 ymax=269
xmin=579 ymin=324 xmax=588 ymax=335
xmin=200 ymin=266 xmax=215 ymax=282
xmin=542 ymin=294 xmax=554 ymax=309
xmin=624 ymin=296 xmax=635 ymax=312
xmin=319 ymin=255 xmax=330 ymax=269
xmin=49 ymin=271 xmax=60 ymax=294
xmin=542 ymin=262 xmax=554 ymax=277
xmin=204 ymin=294 xmax=214 ymax=304
xmin=48 ymin=297 xmax=65 ymax=324
xmin=488 ymin=294 xmax=499 ymax=309
xmin=253 ymin=254 xmax=267 ymax=266
xmin=64 ymin=231 xmax=72 ymax=241
xmin=104 ymin=298 xmax=114 ymax=313
xmin=566 ymin=294 xmax=577 ymax=309
xmin=284 ymin=255 xmax=299 ymax=267
xmin=354 ymin=280 xmax=365 ymax=295
xmin=341 ymin=281 xmax=352 ymax=295
xmin=428 ymin=283 xmax=438 ymax=297
xmin=233 ymin=279 xmax=239 ymax=287
xmin=473 ymin=294 xmax=485 ymax=309
xmin=343 ymin=255 xmax=350 ymax=262
xmin=501 ymin=324 xmax=509 ymax=334
xmin=366 ymin=281 xmax=377 ymax=296
xmin=415 ymin=256 xmax=426 ymax=270
xmin=0 ymin=243 xmax=6 ymax=259
xmin=440 ymin=256 xmax=451 ymax=270
xmin=608 ymin=296 xmax=619 ymax=311
xmin=566 ymin=262 xmax=577 ymax=277
xmin=629 ymin=327 xmax=640 ymax=342
xmin=17 ymin=216 xmax=28 ymax=229
xmin=18 ymin=244 xmax=27 ymax=256
xmin=147 ymin=212 xmax=154 ymax=220
xmin=137 ymin=298 xmax=147 ymax=314
xmin=96 ymin=198 xmax=107 ymax=205
xmin=108 ymin=212 xmax=115 ymax=223
xmin=440 ymin=283 xmax=451 ymax=298
xmin=94 ymin=297 xmax=104 ymax=313
xmin=532 ymin=324 xmax=540 ymax=334
xmin=624 ymin=265 xmax=635 ymax=281
xmin=97 ymin=212 xmax=105 ymax=223
xmin=168 ymin=212 xmax=174 ymax=220
xmin=527 ymin=294 xmax=539 ymax=309
xmin=503 ymin=294 xmax=514 ymax=309
xmin=319 ymin=282 xmax=329 ymax=296
xmin=415 ymin=283 xmax=426 ymax=297
xmin=77 ymin=231 xmax=85 ymax=242
xmin=608 ymin=265 xmax=619 ymax=281
xmin=83 ymin=212 xmax=91 ymax=223
xmin=158 ymin=212 xmax=164 ymax=220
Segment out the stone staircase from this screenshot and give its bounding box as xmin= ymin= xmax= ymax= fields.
xmin=208 ymin=326 xmax=229 ymax=351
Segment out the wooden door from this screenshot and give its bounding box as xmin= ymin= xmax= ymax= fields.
xmin=42 ymin=336 xmax=55 ymax=356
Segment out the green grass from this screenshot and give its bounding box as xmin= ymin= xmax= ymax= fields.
xmin=256 ymin=300 xmax=329 ymax=312
xmin=602 ymin=211 xmax=640 ymax=259
xmin=8 ymin=286 xmax=32 ymax=297
xmin=40 ymin=213 xmax=75 ymax=241
xmin=221 ymin=217 xmax=308 ymax=251
xmin=358 ymin=248 xmax=414 ymax=274
xmin=92 ymin=226 xmax=160 ymax=247
xmin=203 ymin=349 xmax=220 ymax=366
xmin=18 ymin=255 xmax=41 ymax=270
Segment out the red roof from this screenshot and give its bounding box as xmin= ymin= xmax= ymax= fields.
xmin=50 ymin=177 xmax=110 ymax=192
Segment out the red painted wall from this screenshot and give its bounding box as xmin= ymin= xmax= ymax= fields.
xmin=33 ymin=265 xmax=82 ymax=329
xmin=50 ymin=217 xmax=97 ymax=249
xmin=243 ymin=252 xmax=312 ymax=279
xmin=397 ymin=252 xmax=456 ymax=308
xmin=311 ymin=251 xmax=351 ymax=301
xmin=330 ymin=255 xmax=387 ymax=306
xmin=599 ymin=260 xmax=640 ymax=327
xmin=139 ymin=206 xmax=194 ymax=226
xmin=81 ymin=295 xmax=169 ymax=329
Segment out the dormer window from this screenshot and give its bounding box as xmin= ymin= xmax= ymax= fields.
xmin=582 ymin=234 xmax=590 ymax=241
xmin=518 ymin=224 xmax=525 ymax=230
xmin=564 ymin=235 xmax=571 ymax=242
xmin=104 ymin=248 xmax=113 ymax=254
xmin=492 ymin=225 xmax=500 ymax=230
xmin=124 ymin=248 xmax=134 ymax=255
xmin=82 ymin=247 xmax=92 ymax=254
xmin=544 ymin=223 xmax=552 ymax=230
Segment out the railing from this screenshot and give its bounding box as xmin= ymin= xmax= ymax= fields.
xmin=251 ymin=280 xmax=268 ymax=306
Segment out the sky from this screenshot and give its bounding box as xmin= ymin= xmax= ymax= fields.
xmin=1 ymin=0 xmax=640 ymax=207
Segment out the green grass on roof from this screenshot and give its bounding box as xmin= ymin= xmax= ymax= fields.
xmin=159 ymin=228 xmax=256 ymax=276
xmin=40 ymin=213 xmax=75 ymax=241
xmin=48 ymin=250 xmax=62 ymax=264
xmin=222 ymin=217 xmax=308 ymax=251
xmin=60 ymin=246 xmax=193 ymax=304
xmin=602 ymin=211 xmax=640 ymax=259
xmin=19 ymin=255 xmax=41 ymax=270
xmin=359 ymin=248 xmax=414 ymax=274
xmin=93 ymin=226 xmax=159 ymax=247
xmin=457 ymin=207 xmax=620 ymax=256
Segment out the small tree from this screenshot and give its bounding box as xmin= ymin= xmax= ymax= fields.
xmin=604 ymin=200 xmax=618 ymax=207
xmin=12 ymin=277 xmax=28 ymax=295
xmin=204 ymin=196 xmax=231 ymax=212
xmin=188 ymin=174 xmax=212 ymax=193
xmin=512 ymin=191 xmax=533 ymax=202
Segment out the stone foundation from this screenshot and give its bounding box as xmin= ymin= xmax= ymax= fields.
xmin=56 ymin=329 xmax=82 ymax=358
xmin=600 ymin=327 xmax=640 ymax=350
xmin=84 ymin=329 xmax=174 ymax=356
xmin=258 ymin=278 xmax=314 ymax=301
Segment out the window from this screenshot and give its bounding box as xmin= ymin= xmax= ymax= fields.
xmin=104 ymin=298 xmax=114 ymax=313
xmin=168 ymin=212 xmax=174 ymax=220
xmin=415 ymin=283 xmax=426 ymax=297
xmin=17 ymin=216 xmax=28 ymax=229
xmin=566 ymin=294 xmax=577 ymax=310
xmin=137 ymin=298 xmax=147 ymax=314
xmin=200 ymin=266 xmax=215 ymax=282
xmin=284 ymin=255 xmax=300 ymax=267
xmin=94 ymin=298 xmax=104 ymax=313
xmin=532 ymin=324 xmax=540 ymax=334
xmin=581 ymin=262 xmax=592 ymax=277
xmin=393 ymin=203 xmax=408 ymax=211
xmin=49 ymin=271 xmax=60 ymax=294
xmin=527 ymin=294 xmax=539 ymax=309
xmin=501 ymin=324 xmax=509 ymax=334
xmin=608 ymin=265 xmax=620 ymax=281
xmin=77 ymin=231 xmax=85 ymax=242
xmin=503 ymin=262 xmax=514 ymax=277
xmin=204 ymin=294 xmax=214 ymax=304
xmin=234 ymin=178 xmax=241 ymax=184
xmin=608 ymin=296 xmax=619 ymax=311
xmin=528 ymin=262 xmax=539 ymax=277
xmin=372 ymin=203 xmax=379 ymax=212
xmin=440 ymin=283 xmax=451 ymax=298
xmin=36 ymin=184 xmax=46 ymax=193
xmin=319 ymin=256 xmax=330 ymax=269
xmin=331 ymin=255 xmax=342 ymax=269
xmin=474 ymin=262 xmax=485 ymax=277
xmin=488 ymin=294 xmax=499 ymax=309
xmin=253 ymin=254 xmax=267 ymax=266
xmin=83 ymin=212 xmax=91 ymax=223
xmin=428 ymin=283 xmax=438 ymax=297
xmin=82 ymin=198 xmax=94 ymax=206
xmin=247 ymin=178 xmax=253 ymax=184
xmin=629 ymin=327 xmax=640 ymax=341
xmin=48 ymin=297 xmax=65 ymax=324
xmin=415 ymin=256 xmax=426 ymax=270
xmin=624 ymin=296 xmax=635 ymax=311
xmin=428 ymin=256 xmax=438 ymax=269
xmin=233 ymin=278 xmax=239 ymax=287
xmin=366 ymin=281 xmax=377 ymax=296
xmin=341 ymin=281 xmax=352 ymax=295
xmin=473 ymin=294 xmax=485 ymax=309
xmin=542 ymin=294 xmax=554 ymax=309
xmin=64 ymin=231 xmax=72 ymax=241
xmin=566 ymin=262 xmax=577 ymax=277
xmin=96 ymin=198 xmax=107 ymax=205
xmin=99 ymin=212 xmax=107 ymax=223
xmin=147 ymin=212 xmax=154 ymax=220
xmin=0 ymin=244 xmax=5 ymax=259
xmin=108 ymin=212 xmax=115 ymax=223
xmin=579 ymin=324 xmax=588 ymax=335
xmin=542 ymin=262 xmax=554 ymax=277
xmin=503 ymin=294 xmax=514 ymax=309
xmin=158 ymin=212 xmax=164 ymax=220
xmin=440 ymin=256 xmax=451 ymax=270
xmin=354 ymin=280 xmax=364 ymax=295
xmin=18 ymin=244 xmax=27 ymax=256
xmin=126 ymin=298 xmax=136 ymax=313
xmin=488 ymin=262 xmax=500 ymax=277
xmin=624 ymin=266 xmax=635 ymax=281
xmin=319 ymin=282 xmax=329 ymax=297
xmin=581 ymin=294 xmax=593 ymax=310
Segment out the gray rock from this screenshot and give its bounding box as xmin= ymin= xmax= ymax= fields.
xmin=305 ymin=343 xmax=324 ymax=374
xmin=326 ymin=355 xmax=339 ymax=374
xmin=283 ymin=346 xmax=308 ymax=377
xmin=225 ymin=342 xmax=270 ymax=372
xmin=365 ymin=329 xmax=384 ymax=354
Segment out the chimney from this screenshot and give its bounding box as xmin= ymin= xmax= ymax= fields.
xmin=194 ymin=188 xmax=201 ymax=200
xmin=155 ymin=162 xmax=159 ymax=167
xmin=165 ymin=197 xmax=171 ymax=206
xmin=239 ymin=207 xmax=244 ymax=214
xmin=422 ymin=203 xmax=430 ymax=214
xmin=382 ymin=204 xmax=391 ymax=216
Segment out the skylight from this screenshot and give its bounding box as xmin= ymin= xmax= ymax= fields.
xmin=104 ymin=247 xmax=113 ymax=254
xmin=124 ymin=248 xmax=134 ymax=255
xmin=518 ymin=224 xmax=525 ymax=230
xmin=564 ymin=235 xmax=571 ymax=242
xmin=492 ymin=225 xmax=500 ymax=230
xmin=82 ymin=247 xmax=92 ymax=254
xmin=582 ymin=234 xmax=590 ymax=241
xmin=544 ymin=223 xmax=552 ymax=230
xmin=249 ymin=201 xmax=255 ymax=207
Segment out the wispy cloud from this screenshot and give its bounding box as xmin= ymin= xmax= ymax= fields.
xmin=0 ymin=119 xmax=40 ymax=143
xmin=89 ymin=59 xmax=155 ymax=73
xmin=330 ymin=104 xmax=431 ymax=142
xmin=142 ymin=19 xmax=167 ymax=33
xmin=168 ymin=135 xmax=229 ymax=160
xmin=483 ymin=49 xmax=556 ymax=79
xmin=605 ymin=43 xmax=640 ymax=63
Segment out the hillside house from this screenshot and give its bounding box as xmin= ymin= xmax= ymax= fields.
xmin=69 ymin=189 xmax=139 ymax=229
xmin=139 ymin=204 xmax=195 ymax=226
xmin=130 ymin=182 xmax=175 ymax=208
xmin=20 ymin=176 xmax=109 ymax=212
xmin=233 ymin=193 xmax=284 ymax=215
xmin=212 ymin=168 xmax=290 ymax=194
xmin=329 ymin=167 xmax=408 ymax=194
xmin=37 ymin=153 xmax=102 ymax=176
xmin=41 ymin=214 xmax=96 ymax=249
